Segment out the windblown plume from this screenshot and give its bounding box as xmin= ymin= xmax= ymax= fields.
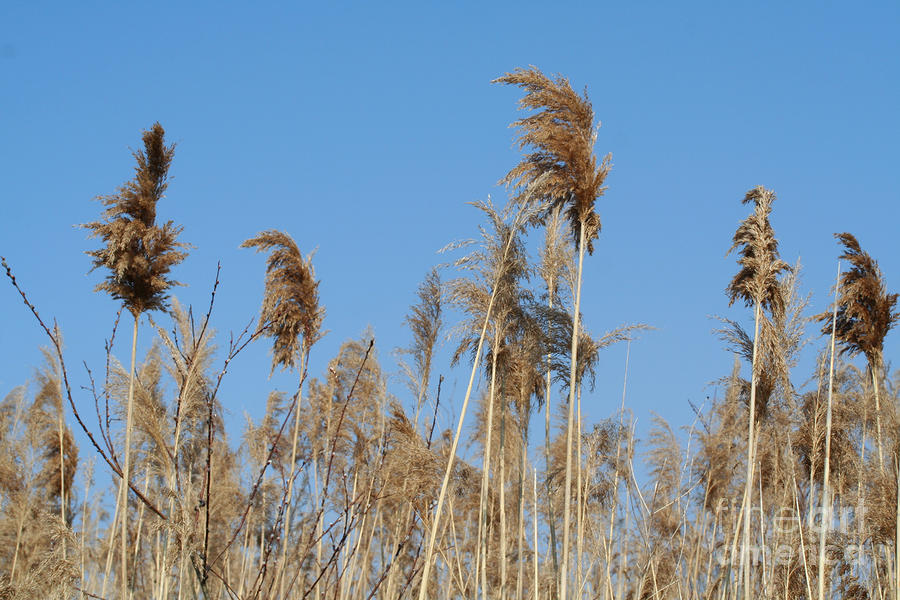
xmin=30 ymin=357 xmax=78 ymax=504
xmin=816 ymin=232 xmax=898 ymax=364
xmin=534 ymin=302 xmax=650 ymax=393
xmin=795 ymin=358 xmax=859 ymax=489
xmin=152 ymin=298 xmax=216 ymax=431
xmin=538 ymin=205 xmax=572 ymax=307
xmin=494 ymin=66 xmax=611 ymax=253
xmin=726 ymin=186 xmax=791 ymax=314
xmin=504 ymin=320 xmax=546 ymax=418
xmin=82 ymin=123 xmax=188 ymax=316
xmin=400 ymin=268 xmax=443 ymax=408
xmin=446 ymin=198 xmax=532 ymax=368
xmin=383 ymin=402 xmax=443 ymax=513
xmin=717 ymin=261 xmax=809 ymax=417
xmin=242 ymin=230 xmax=324 ymax=373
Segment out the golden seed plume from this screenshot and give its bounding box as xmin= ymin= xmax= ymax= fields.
xmin=816 ymin=232 xmax=898 ymax=363
xmin=82 ymin=122 xmax=188 ymax=316
xmin=494 ymin=66 xmax=611 ymax=253
xmin=726 ymin=186 xmax=791 ymax=313
xmin=241 ymin=229 xmax=324 ymax=373
xmin=446 ymin=199 xmax=532 ymax=369
xmin=402 ymin=269 xmax=443 ymax=392
xmin=31 ymin=353 xmax=78 ymax=503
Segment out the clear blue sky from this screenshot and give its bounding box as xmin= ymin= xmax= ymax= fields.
xmin=2 ymin=2 xmax=898 ymax=467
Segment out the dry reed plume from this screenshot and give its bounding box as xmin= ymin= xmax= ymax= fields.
xmin=241 ymin=230 xmax=324 ymax=373
xmin=83 ymin=122 xmax=188 ymax=317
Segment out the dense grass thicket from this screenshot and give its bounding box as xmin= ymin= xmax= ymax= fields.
xmin=2 ymin=67 xmax=898 ymax=600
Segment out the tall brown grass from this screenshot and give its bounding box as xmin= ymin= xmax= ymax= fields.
xmin=495 ymin=66 xmax=611 ymax=600
xmin=82 ymin=122 xmax=188 ymax=599
xmin=725 ymin=185 xmax=790 ymax=600
xmin=1 ymin=71 xmax=898 ymax=600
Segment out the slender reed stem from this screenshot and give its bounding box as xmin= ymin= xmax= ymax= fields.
xmin=818 ymin=261 xmax=840 ymax=600
xmin=417 ymin=217 xmax=518 ymax=600
xmin=741 ymin=300 xmax=761 ymax=600
xmin=119 ymin=314 xmax=140 ymax=598
xmin=278 ymin=351 xmax=309 ymax=597
xmin=478 ymin=336 xmax=500 ymax=600
xmin=560 ymin=221 xmax=587 ymax=600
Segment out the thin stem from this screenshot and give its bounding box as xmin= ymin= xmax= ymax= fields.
xmin=872 ymin=359 xmax=885 ymax=473
xmin=544 ymin=295 xmax=560 ymax=597
xmin=57 ymin=367 xmax=67 ymax=559
xmin=120 ymin=313 xmax=140 ymax=598
xmin=478 ymin=333 xmax=500 ymax=600
xmin=533 ymin=467 xmax=540 ymax=600
xmin=741 ymin=300 xmax=761 ymax=600
xmin=895 ymin=454 xmax=900 ymax=600
xmin=277 ymin=350 xmax=310 ymax=597
xmin=818 ymin=261 xmax=840 ymax=600
xmin=417 ymin=214 xmax=519 ymax=600
xmin=560 ymin=220 xmax=587 ymax=600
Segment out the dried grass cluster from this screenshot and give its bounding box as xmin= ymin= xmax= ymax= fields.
xmin=2 ymin=70 xmax=898 ymax=600
xmin=242 ymin=230 xmax=323 ymax=373
xmin=83 ymin=123 xmax=188 ymax=316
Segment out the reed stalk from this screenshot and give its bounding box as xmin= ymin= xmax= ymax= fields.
xmin=818 ymin=261 xmax=841 ymax=600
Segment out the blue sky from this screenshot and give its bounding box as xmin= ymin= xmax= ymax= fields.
xmin=2 ymin=2 xmax=898 ymax=470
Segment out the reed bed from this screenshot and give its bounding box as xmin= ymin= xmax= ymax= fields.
xmin=1 ymin=69 xmax=898 ymax=600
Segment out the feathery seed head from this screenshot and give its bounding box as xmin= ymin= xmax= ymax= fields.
xmin=538 ymin=205 xmax=572 ymax=305
xmin=82 ymin=122 xmax=188 ymax=316
xmin=817 ymin=232 xmax=898 ymax=364
xmin=726 ymin=186 xmax=791 ymax=313
xmin=446 ymin=199 xmax=531 ymax=368
xmin=495 ymin=66 xmax=611 ymax=253
xmin=401 ymin=268 xmax=443 ymax=404
xmin=242 ymin=230 xmax=324 ymax=373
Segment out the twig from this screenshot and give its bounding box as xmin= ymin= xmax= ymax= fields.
xmin=212 ymin=382 xmax=302 ymax=568
xmin=3 ymin=257 xmax=165 ymax=519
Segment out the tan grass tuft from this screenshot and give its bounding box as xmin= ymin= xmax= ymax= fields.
xmin=816 ymin=232 xmax=898 ymax=363
xmin=241 ymin=230 xmax=324 ymax=374
xmin=494 ymin=66 xmax=611 ymax=254
xmin=82 ymin=122 xmax=188 ymax=317
xmin=726 ymin=186 xmax=791 ymax=313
